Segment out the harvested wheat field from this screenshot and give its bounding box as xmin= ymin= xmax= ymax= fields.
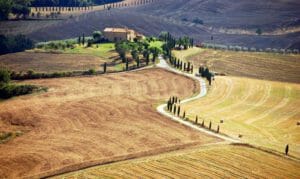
xmin=0 ymin=68 xmax=221 ymax=178
xmin=57 ymin=144 xmax=300 ymax=178
xmin=185 ymin=48 xmax=300 ymax=83
xmin=0 ymin=51 xmax=118 ymax=73
xmin=181 ymin=76 xmax=300 ymax=158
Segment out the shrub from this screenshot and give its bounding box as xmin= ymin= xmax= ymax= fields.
xmin=84 ymin=69 xmax=96 ymax=75
xmin=0 ymin=67 xmax=10 ymax=84
xmin=0 ymin=84 xmax=40 ymax=99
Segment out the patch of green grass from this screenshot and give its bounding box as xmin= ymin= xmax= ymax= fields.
xmin=64 ymin=43 xmax=116 ymax=58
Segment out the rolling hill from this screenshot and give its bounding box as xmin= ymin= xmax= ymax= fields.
xmin=1 ymin=0 xmax=299 ymax=49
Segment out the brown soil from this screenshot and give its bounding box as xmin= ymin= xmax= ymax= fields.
xmin=0 ymin=68 xmax=220 ymax=178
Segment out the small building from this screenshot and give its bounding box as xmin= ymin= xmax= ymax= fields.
xmin=103 ymin=27 xmax=144 ymax=42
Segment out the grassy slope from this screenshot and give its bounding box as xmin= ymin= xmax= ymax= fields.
xmin=56 ymin=144 xmax=300 ymax=178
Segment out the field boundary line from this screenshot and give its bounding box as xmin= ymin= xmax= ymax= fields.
xmin=156 ymin=56 xmax=240 ymax=143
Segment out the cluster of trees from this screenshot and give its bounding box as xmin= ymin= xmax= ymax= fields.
xmin=159 ymin=32 xmax=194 ymax=59
xmin=115 ymin=40 xmax=161 ymax=66
xmin=0 ymin=34 xmax=34 ymax=55
xmin=77 ymin=31 xmax=106 ymax=47
xmin=169 ymin=57 xmax=194 ymax=73
xmin=36 ymin=39 xmax=76 ymax=50
xmin=0 ymin=0 xmax=33 ymax=20
xmin=199 ymin=66 xmax=214 ymax=85
xmin=0 ymin=0 xmax=123 ymax=20
xmin=167 ymin=96 xmax=182 ymax=117
xmin=0 ymin=67 xmax=43 ymax=99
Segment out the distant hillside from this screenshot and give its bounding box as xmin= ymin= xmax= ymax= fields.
xmin=1 ymin=0 xmax=300 ymax=49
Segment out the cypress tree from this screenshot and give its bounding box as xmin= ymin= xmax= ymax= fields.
xmin=285 ymin=144 xmax=289 ymax=155
xmin=137 ymin=58 xmax=140 ymax=67
xmin=195 ymin=116 xmax=198 ymax=124
xmin=146 ymin=57 xmax=149 ymax=65
xmin=217 ymin=125 xmax=220 ymax=133
xmin=169 ymin=103 xmax=173 ymax=112
xmin=172 ymin=96 xmax=175 ymax=104
xmin=183 ymin=111 xmax=186 ymax=119
xmin=209 ymin=121 xmax=212 ymax=130
xmin=177 ymin=106 xmax=181 ymax=116
xmin=191 ymin=65 xmax=194 ymax=73
xmin=103 ymin=62 xmax=107 ymax=73
xmin=78 ymin=36 xmax=81 ymax=44
xmin=173 ymin=105 xmax=176 ymax=115
xmin=201 ymin=120 xmax=204 ymax=127
xmin=126 ymin=59 xmax=129 ymax=71
xmin=82 ymin=33 xmax=85 ymax=45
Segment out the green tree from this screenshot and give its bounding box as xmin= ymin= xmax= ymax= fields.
xmin=150 ymin=47 xmax=161 ymax=63
xmin=115 ymin=42 xmax=130 ymax=62
xmin=0 ymin=67 xmax=10 ymax=85
xmin=131 ymin=49 xmax=138 ymax=61
xmin=0 ymin=0 xmax=13 ymax=20
xmin=92 ymin=31 xmax=102 ymax=43
xmin=12 ymin=0 xmax=33 ymax=19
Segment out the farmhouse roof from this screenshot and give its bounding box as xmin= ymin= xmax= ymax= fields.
xmin=104 ymin=27 xmax=134 ymax=33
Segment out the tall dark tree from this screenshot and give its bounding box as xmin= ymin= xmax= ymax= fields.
xmin=126 ymin=59 xmax=129 ymax=71
xmin=82 ymin=33 xmax=85 ymax=45
xmin=103 ymin=62 xmax=107 ymax=73
xmin=285 ymin=144 xmax=289 ymax=155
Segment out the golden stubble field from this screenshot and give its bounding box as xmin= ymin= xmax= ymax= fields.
xmin=177 ymin=48 xmax=300 ymax=83
xmin=58 ymin=144 xmax=300 ymax=178
xmin=173 ymin=48 xmax=300 ymax=158
xmin=0 ymin=68 xmax=221 ymax=178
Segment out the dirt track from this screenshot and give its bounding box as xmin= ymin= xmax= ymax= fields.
xmin=0 ymin=68 xmax=220 ymax=178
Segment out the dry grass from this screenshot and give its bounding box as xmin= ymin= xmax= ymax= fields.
xmin=0 ymin=52 xmax=112 ymax=73
xmin=56 ymin=144 xmax=300 ymax=178
xmin=0 ymin=68 xmax=220 ymax=178
xmin=186 ymin=48 xmax=300 ymax=83
xmin=181 ymin=76 xmax=300 ymax=158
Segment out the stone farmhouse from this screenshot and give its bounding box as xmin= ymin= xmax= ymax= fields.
xmin=103 ymin=27 xmax=144 ymax=42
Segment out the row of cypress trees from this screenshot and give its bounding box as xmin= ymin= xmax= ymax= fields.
xmin=169 ymin=57 xmax=194 ymax=73
xmin=166 ymin=96 xmax=220 ymax=133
